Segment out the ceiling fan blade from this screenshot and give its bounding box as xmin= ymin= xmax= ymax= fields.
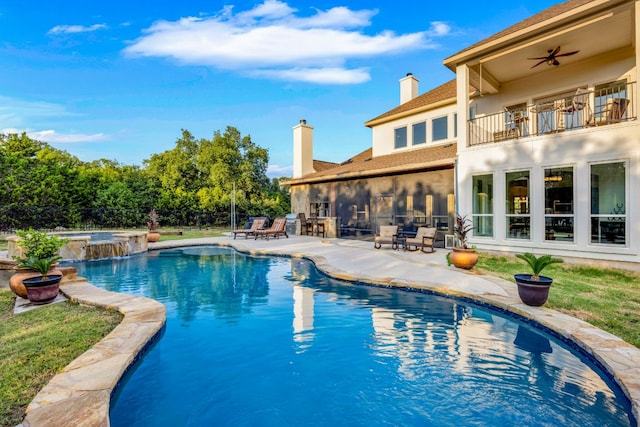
xmin=552 ymin=59 xmax=560 ymax=66
xmin=549 ymin=46 xmax=562 ymax=57
xmin=555 ymin=50 xmax=580 ymax=57
xmin=530 ymin=59 xmax=548 ymax=68
xmin=527 ymin=56 xmax=549 ymax=60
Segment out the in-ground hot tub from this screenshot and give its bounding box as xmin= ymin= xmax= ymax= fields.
xmin=7 ymin=231 xmax=149 ymax=261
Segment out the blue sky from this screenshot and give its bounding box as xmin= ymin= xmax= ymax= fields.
xmin=0 ymin=0 xmax=559 ymax=177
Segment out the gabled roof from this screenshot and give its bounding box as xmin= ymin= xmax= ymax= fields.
xmin=444 ymin=0 xmax=612 ymax=67
xmin=364 ymin=79 xmax=457 ymax=127
xmin=312 ymin=160 xmax=339 ymax=172
xmin=287 ymin=144 xmax=457 ymax=185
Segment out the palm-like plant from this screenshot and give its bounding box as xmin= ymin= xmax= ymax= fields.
xmin=516 ymin=253 xmax=563 ymax=281
xmin=454 ymin=214 xmax=474 ymax=249
xmin=18 ymin=256 xmax=62 ymax=279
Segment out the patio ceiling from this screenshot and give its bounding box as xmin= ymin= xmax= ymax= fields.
xmin=446 ymin=2 xmax=634 ymax=94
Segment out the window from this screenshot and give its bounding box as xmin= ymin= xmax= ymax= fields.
xmin=506 ymin=171 xmax=530 ymax=239
xmin=394 ymin=127 xmax=407 ymax=149
xmin=544 ymin=166 xmax=574 ymax=242
xmin=591 ymin=162 xmax=626 ymax=245
xmin=472 ymin=175 xmax=493 ymax=237
xmin=412 ymin=122 xmax=426 ymax=145
xmin=432 ymin=116 xmax=448 ymax=141
xmin=310 ymin=201 xmax=331 ymax=218
xmin=454 ymin=113 xmax=458 ymax=138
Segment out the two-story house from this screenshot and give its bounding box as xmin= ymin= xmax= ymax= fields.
xmin=288 ymin=0 xmax=638 ymax=263
xmin=447 ymin=0 xmax=638 ymax=263
xmin=287 ymin=77 xmax=458 ymax=240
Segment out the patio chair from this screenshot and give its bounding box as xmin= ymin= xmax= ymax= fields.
xmin=232 ymin=217 xmax=267 ymax=239
xmin=405 ymin=227 xmax=437 ymax=253
xmin=297 ymin=213 xmax=314 ymax=235
xmin=255 ymin=217 xmax=289 ymax=240
xmin=374 ymin=225 xmax=398 ymax=249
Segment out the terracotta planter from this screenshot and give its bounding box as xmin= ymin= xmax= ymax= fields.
xmin=9 ymin=266 xmax=62 ymax=299
xmin=514 ymin=274 xmax=553 ymax=306
xmin=23 ymin=274 xmax=62 ymax=304
xmin=449 ymin=247 xmax=478 ymax=270
xmin=147 ymin=231 xmax=160 ymax=243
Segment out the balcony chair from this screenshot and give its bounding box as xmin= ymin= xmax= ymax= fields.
xmin=590 ymin=97 xmax=630 ymax=126
xmin=559 ymin=87 xmax=591 ymax=129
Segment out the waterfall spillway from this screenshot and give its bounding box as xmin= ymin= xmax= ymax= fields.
xmin=85 ymin=239 xmax=129 ymax=260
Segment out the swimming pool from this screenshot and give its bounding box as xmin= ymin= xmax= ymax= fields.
xmin=74 ymin=246 xmax=633 ymax=426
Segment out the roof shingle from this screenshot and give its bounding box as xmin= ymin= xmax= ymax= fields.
xmin=287 ymin=144 xmax=457 ymax=185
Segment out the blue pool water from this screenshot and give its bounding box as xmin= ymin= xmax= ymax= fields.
xmin=73 ymin=246 xmax=634 ymax=426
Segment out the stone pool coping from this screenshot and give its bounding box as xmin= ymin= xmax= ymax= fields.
xmin=18 ymin=235 xmax=640 ymax=425
xmin=20 ymin=279 xmax=166 ymax=427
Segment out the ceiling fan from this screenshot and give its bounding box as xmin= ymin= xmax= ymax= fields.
xmin=528 ymin=46 xmax=579 ymax=68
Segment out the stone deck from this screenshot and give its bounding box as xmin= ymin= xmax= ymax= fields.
xmin=13 ymin=234 xmax=640 ymax=426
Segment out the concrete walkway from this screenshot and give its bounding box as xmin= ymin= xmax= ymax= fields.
xmin=16 ymin=234 xmax=640 ymax=426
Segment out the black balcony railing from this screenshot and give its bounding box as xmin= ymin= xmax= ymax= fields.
xmin=468 ymin=81 xmax=636 ymax=146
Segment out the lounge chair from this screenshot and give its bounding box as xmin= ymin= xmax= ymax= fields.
xmin=232 ymin=217 xmax=267 ymax=239
xmin=255 ymin=217 xmax=289 ymax=240
xmin=405 ymin=227 xmax=437 ymax=253
xmin=374 ymin=225 xmax=398 ymax=249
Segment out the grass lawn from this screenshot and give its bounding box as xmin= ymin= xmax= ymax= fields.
xmin=476 ymin=253 xmax=640 ymax=349
xmin=0 ymin=291 xmax=122 ymax=427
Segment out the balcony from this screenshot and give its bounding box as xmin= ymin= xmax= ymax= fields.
xmin=468 ymin=81 xmax=636 ymax=146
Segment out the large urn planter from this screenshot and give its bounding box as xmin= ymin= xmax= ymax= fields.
xmin=9 ymin=266 xmax=62 ymax=299
xmin=22 ymin=274 xmax=63 ymax=304
xmin=449 ymin=247 xmax=479 ymax=270
xmin=147 ymin=231 xmax=160 ymax=243
xmin=514 ymin=274 xmax=553 ymax=307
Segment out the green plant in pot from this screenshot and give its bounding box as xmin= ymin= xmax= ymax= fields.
xmin=18 ymin=256 xmax=64 ymax=304
xmin=514 ymin=253 xmax=564 ymax=306
xmin=449 ymin=214 xmax=479 ymax=269
xmin=9 ymin=229 xmax=68 ymax=300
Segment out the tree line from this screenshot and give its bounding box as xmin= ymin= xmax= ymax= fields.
xmin=0 ymin=127 xmax=290 ymax=230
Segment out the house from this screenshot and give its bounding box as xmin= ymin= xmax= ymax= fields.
xmin=287 ymin=77 xmax=458 ymax=240
xmin=447 ymin=0 xmax=638 ymax=263
xmin=289 ymin=0 xmax=639 ymax=264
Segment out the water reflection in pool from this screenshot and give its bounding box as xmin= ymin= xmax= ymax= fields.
xmin=74 ymin=247 xmax=633 ymax=426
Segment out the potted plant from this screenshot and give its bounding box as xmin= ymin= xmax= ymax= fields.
xmin=449 ymin=214 xmax=479 ymax=269
xmin=8 ymin=229 xmax=68 ymax=300
xmin=19 ymin=256 xmax=64 ymax=304
xmin=147 ymin=209 xmax=161 ymax=243
xmin=514 ymin=252 xmax=564 ymax=306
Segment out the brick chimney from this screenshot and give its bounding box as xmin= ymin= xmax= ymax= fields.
xmin=400 ymin=73 xmax=419 ymax=104
xmin=293 ymin=119 xmax=315 ymax=178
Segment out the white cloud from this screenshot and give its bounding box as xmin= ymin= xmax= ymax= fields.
xmin=48 ymin=23 xmax=108 ymax=35
xmin=254 ymin=67 xmax=370 ymax=84
xmin=428 ymin=21 xmax=451 ymax=37
xmin=0 ymin=96 xmax=78 ymax=127
xmin=267 ymin=163 xmax=293 ymax=177
xmin=123 ymin=1 xmax=446 ymax=84
xmin=1 ymin=128 xmax=109 ymax=144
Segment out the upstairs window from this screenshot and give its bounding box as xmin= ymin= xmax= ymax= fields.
xmin=394 ymin=127 xmax=407 ymax=149
xmin=432 ymin=116 xmax=448 ymax=141
xmin=412 ymin=122 xmax=426 ymax=145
